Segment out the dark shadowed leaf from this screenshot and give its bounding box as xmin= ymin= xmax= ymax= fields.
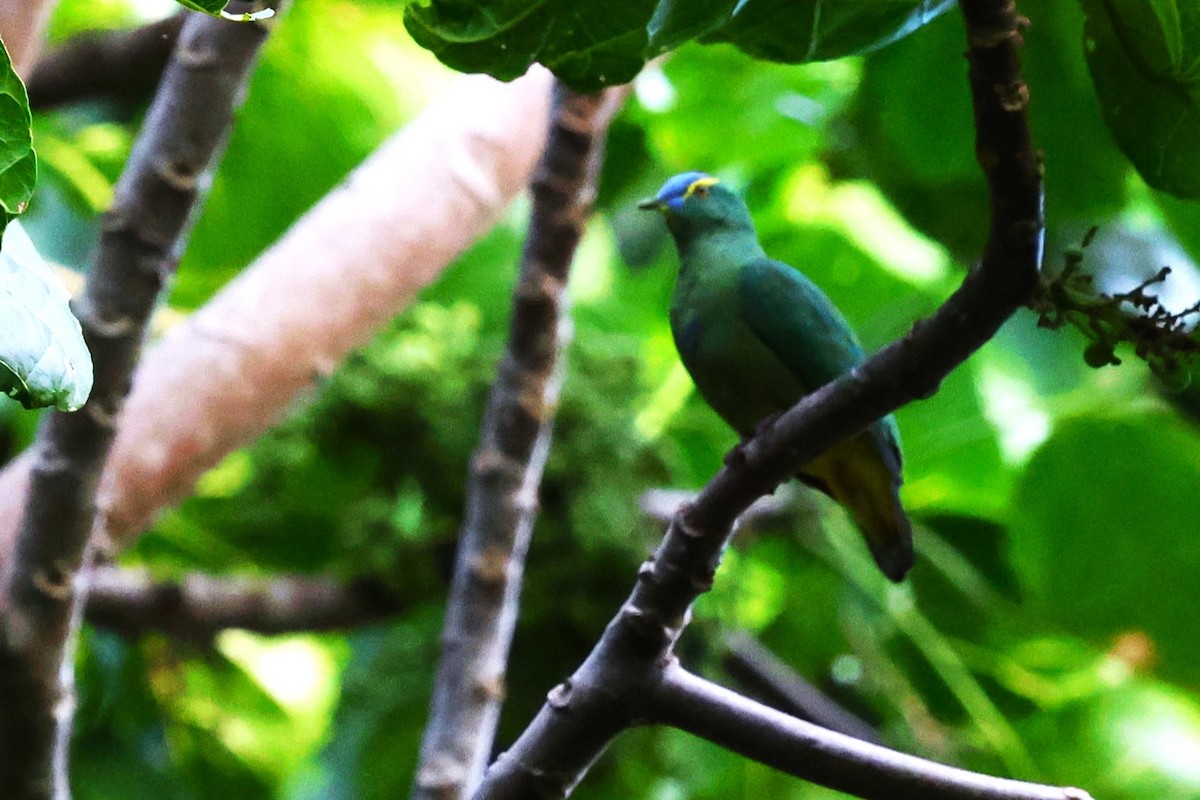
xmin=404 ymin=0 xmax=955 ymax=90
xmin=1081 ymin=0 xmax=1200 ymax=198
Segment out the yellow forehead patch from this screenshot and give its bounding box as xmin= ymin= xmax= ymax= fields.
xmin=684 ymin=176 xmax=719 ymax=198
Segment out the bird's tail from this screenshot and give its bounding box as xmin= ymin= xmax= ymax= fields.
xmin=800 ymin=434 xmax=914 ymax=582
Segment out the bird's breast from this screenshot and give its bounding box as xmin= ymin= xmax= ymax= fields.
xmin=670 ymin=301 xmax=809 ymax=436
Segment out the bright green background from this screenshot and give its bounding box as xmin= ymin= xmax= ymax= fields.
xmin=9 ymin=0 xmax=1200 ymax=798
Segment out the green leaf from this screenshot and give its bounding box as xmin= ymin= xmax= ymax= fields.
xmin=404 ymin=0 xmax=955 ymax=91
xmin=701 ymin=0 xmax=956 ymax=63
xmin=1021 ymin=680 xmax=1200 ymax=799
xmin=1082 ymin=0 xmax=1200 ymax=198
xmin=174 ymin=0 xmax=230 ymax=13
xmin=1011 ymin=413 xmax=1200 ymax=685
xmin=0 ymin=42 xmax=34 ymax=223
xmin=0 ymin=222 xmax=92 ymax=411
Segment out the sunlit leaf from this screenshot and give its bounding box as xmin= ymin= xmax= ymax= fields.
xmin=0 ymin=222 xmax=92 ymax=411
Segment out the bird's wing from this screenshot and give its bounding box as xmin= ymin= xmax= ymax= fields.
xmin=737 ymin=257 xmax=903 ymax=470
xmin=737 ymin=257 xmax=865 ymax=389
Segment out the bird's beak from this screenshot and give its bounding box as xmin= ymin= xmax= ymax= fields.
xmin=637 ymin=197 xmax=662 ymax=211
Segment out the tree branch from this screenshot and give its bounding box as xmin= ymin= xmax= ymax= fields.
xmin=26 ymin=13 xmax=185 ymax=111
xmin=0 ymin=12 xmax=273 ymax=798
xmin=412 ymin=83 xmax=625 ymax=800
xmin=0 ymin=0 xmax=58 ymax=78
xmin=84 ymin=567 xmax=402 ymax=640
xmin=471 ymin=2 xmax=1069 ymax=799
xmin=720 ymin=631 xmax=881 ymax=746
xmin=652 ymin=666 xmax=1087 ymax=800
xmin=0 ymin=68 xmax=556 ymax=564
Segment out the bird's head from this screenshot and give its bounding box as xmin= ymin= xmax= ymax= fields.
xmin=638 ymin=172 xmax=754 ymax=237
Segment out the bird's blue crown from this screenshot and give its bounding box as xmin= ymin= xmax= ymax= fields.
xmin=654 ymin=171 xmax=719 ymax=211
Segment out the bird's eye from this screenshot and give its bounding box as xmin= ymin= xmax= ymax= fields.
xmin=693 ymin=186 xmax=709 ymax=198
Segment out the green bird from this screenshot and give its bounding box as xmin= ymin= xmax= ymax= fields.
xmin=639 ymin=172 xmax=913 ymax=581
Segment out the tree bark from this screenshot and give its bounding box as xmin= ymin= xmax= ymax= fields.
xmin=0 ymin=13 xmax=273 ymax=798
xmin=84 ymin=568 xmax=402 ymax=640
xmin=26 ymin=13 xmax=185 ymax=110
xmin=412 ymin=83 xmax=623 ymax=800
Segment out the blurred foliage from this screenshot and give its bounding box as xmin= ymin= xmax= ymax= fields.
xmin=6 ymin=0 xmax=1200 ymax=798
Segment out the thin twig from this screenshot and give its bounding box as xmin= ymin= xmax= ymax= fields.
xmin=720 ymin=631 xmax=881 ymax=745
xmin=652 ymin=666 xmax=1087 ymax=800
xmin=412 ymin=82 xmax=625 ymax=800
xmin=470 ymin=1 xmax=1071 ymax=798
xmin=0 ymin=12 xmax=274 ymax=798
xmin=84 ymin=567 xmax=402 ymax=641
xmin=27 ymin=13 xmax=185 ymax=110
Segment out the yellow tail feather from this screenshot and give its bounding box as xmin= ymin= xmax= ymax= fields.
xmin=801 ymin=434 xmax=914 ymax=582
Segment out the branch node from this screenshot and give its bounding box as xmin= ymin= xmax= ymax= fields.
xmin=154 ymin=157 xmax=200 ymax=192
xmin=75 ymin=303 xmax=137 ymax=339
xmin=32 ymin=562 xmax=74 ymax=602
xmin=547 ymin=678 xmax=574 ymax=709
xmin=475 ymin=673 xmax=507 ymax=702
xmin=674 ymin=506 xmax=702 ymax=539
xmin=174 ymin=40 xmax=220 ymax=69
xmin=470 ymin=448 xmax=523 ymax=485
xmin=993 ymin=80 xmax=1029 ymax=112
xmin=468 ymin=546 xmax=510 ymax=589
xmin=618 ymin=604 xmax=672 ymax=649
xmin=83 ymin=396 xmax=121 ymax=430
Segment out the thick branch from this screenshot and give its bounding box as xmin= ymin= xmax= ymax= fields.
xmin=0 ymin=13 xmax=273 ymax=799
xmin=0 ymin=0 xmax=58 ymax=77
xmin=84 ymin=568 xmax=402 ymax=640
xmin=27 ymin=13 xmax=184 ymax=111
xmin=412 ymin=83 xmax=624 ymax=800
xmin=472 ymin=2 xmax=1061 ymax=799
xmin=653 ymin=666 xmax=1087 ymax=800
xmin=0 ymin=68 xmax=556 ymax=562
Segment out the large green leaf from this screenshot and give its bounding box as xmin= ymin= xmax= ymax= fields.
xmin=1010 ymin=413 xmax=1200 ymax=685
xmin=842 ymin=1 xmax=1132 ymax=258
xmin=0 ymin=222 xmax=92 ymax=411
xmin=1081 ymin=0 xmax=1200 ymax=198
xmin=404 ymin=0 xmax=955 ymax=90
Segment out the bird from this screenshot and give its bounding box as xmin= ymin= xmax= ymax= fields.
xmin=638 ymin=171 xmax=913 ymax=581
